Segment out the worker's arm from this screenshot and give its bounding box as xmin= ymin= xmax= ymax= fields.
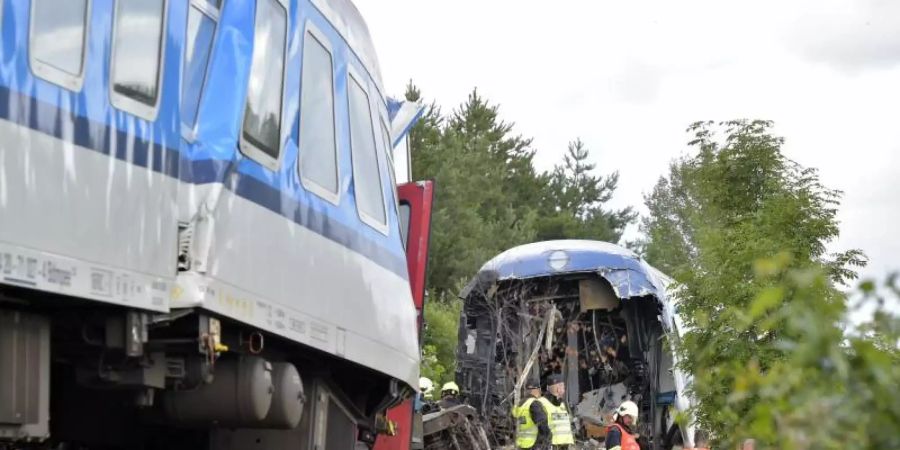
xmin=606 ymin=426 xmax=622 ymax=450
xmin=529 ymin=400 xmax=551 ymax=441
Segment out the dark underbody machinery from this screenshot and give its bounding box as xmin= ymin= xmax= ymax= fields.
xmin=454 ymin=266 xmax=681 ymax=449
xmin=0 ymin=285 xmax=404 ymax=450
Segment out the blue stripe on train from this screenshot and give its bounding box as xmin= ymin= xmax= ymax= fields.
xmin=0 ymin=85 xmax=180 ymax=177
xmin=230 ymin=171 xmax=408 ymax=277
xmin=0 ymin=85 xmax=408 ymax=279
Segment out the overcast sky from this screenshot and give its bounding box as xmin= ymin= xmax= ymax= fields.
xmin=355 ymin=0 xmax=900 ymax=295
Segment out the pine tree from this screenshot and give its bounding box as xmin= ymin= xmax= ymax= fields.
xmin=536 ymin=139 xmax=636 ymax=242
xmin=404 ymin=84 xmax=640 ymax=385
xmin=405 ymin=86 xmax=542 ymax=294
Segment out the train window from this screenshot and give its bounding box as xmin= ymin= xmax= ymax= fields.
xmin=348 ymin=75 xmax=387 ymax=231
xmin=240 ymin=0 xmax=288 ymax=168
xmin=29 ymin=0 xmax=89 ymax=91
xmin=380 ymin=120 xmax=392 ymax=153
xmin=399 ymin=201 xmax=411 ymax=249
xmin=380 ymin=119 xmax=393 ymax=181
xmin=110 ymin=0 xmax=167 ymax=120
xmin=298 ymin=27 xmax=339 ymax=202
xmin=181 ymin=0 xmax=221 ymax=130
xmin=381 ymin=118 xmax=401 ymax=217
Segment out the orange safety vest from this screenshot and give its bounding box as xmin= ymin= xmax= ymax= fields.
xmin=607 ymin=423 xmax=640 ymax=450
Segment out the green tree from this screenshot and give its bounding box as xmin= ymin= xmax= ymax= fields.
xmin=408 ymin=86 xmax=541 ymax=295
xmin=404 ymin=81 xmax=443 ymax=177
xmin=420 ymin=293 xmax=463 ymax=385
xmin=406 ymin=85 xmax=545 ymax=380
xmin=536 ymin=139 xmax=636 ymax=241
xmin=641 ymin=120 xmax=868 ymax=440
xmin=709 ymin=258 xmax=900 ymax=450
xmin=405 ymin=84 xmax=637 ymax=386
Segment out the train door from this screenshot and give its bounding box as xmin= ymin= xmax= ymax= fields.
xmin=374 ymin=180 xmax=434 ymax=450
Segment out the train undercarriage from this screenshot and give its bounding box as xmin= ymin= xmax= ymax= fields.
xmin=0 ymin=286 xmax=404 ymax=450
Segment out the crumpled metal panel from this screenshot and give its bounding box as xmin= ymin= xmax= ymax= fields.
xmin=386 ymin=98 xmax=424 ymax=148
xmin=460 ymin=240 xmax=672 ymax=303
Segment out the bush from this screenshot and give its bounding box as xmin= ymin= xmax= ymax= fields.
xmin=690 ymin=257 xmax=900 ymax=450
xmin=422 ymin=293 xmax=462 ymax=386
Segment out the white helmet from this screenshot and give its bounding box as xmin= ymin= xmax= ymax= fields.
xmin=614 ymin=401 xmax=639 ymax=423
xmin=419 ymin=377 xmax=435 ymax=397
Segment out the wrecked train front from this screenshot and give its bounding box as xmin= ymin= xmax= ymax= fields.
xmin=456 ymin=240 xmax=696 ymax=449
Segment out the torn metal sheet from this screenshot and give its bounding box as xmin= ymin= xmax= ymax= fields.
xmin=575 ymin=384 xmax=630 ymax=430
xmin=387 ymin=98 xmax=425 ymax=148
xmin=460 ymin=240 xmax=672 ymax=303
xmin=422 ymin=405 xmax=491 ymax=450
xmin=579 ymin=278 xmax=620 ymax=311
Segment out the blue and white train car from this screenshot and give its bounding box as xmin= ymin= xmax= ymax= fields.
xmin=0 ymin=1 xmax=430 ymax=448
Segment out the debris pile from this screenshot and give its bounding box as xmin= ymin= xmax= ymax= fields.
xmin=455 ymin=275 xmax=666 ymax=448
xmin=422 ymin=405 xmax=492 ymax=450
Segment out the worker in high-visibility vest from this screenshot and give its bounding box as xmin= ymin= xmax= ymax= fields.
xmin=513 ymin=379 xmax=545 ymax=449
xmin=605 ymin=401 xmax=640 ymax=450
xmin=536 ymin=374 xmax=575 ymax=449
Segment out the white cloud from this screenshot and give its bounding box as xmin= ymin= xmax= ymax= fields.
xmin=783 ymin=0 xmax=900 ymax=72
xmin=356 ymin=0 xmax=900 ymax=298
xmin=611 ymin=58 xmax=663 ymax=105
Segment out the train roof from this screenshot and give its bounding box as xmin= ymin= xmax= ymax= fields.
xmin=459 ymin=240 xmax=675 ymax=303
xmin=312 ymin=0 xmax=384 ymax=93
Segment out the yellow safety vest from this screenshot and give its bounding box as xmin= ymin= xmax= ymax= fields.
xmin=538 ymin=397 xmax=575 ymax=446
xmin=514 ymin=397 xmax=539 ymax=448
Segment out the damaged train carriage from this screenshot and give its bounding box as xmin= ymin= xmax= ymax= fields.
xmin=456 ymin=241 xmax=696 ymax=449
